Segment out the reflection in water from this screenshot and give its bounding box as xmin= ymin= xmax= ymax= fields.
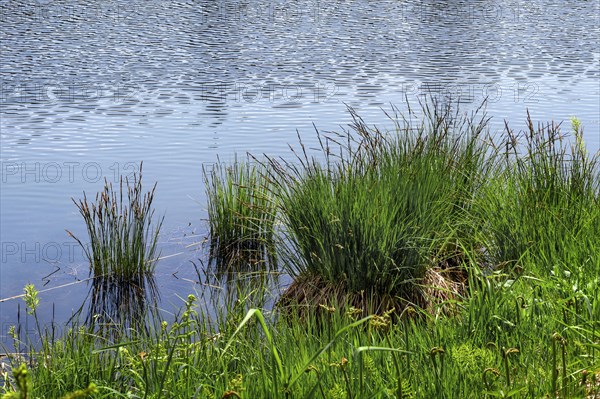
xmin=83 ymin=273 xmax=159 ymax=337
xmin=197 ymin=259 xmax=282 ymax=318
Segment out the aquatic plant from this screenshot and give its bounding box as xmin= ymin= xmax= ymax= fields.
xmin=67 ymin=164 xmax=162 ymax=333
xmin=476 ymin=112 xmax=600 ymax=275
xmin=271 ymin=100 xmax=491 ymax=313
xmin=203 ymin=157 xmax=277 ymax=272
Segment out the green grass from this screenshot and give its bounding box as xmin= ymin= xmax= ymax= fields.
xmin=475 ymin=113 xmax=599 ymax=276
xmin=272 ymin=101 xmax=491 ymax=313
xmin=66 ymin=164 xmax=163 ymax=334
xmin=203 ymin=157 xmax=277 ymax=272
xmin=2 ymin=104 xmax=599 ymax=399
xmin=3 ymin=263 xmax=599 ymax=398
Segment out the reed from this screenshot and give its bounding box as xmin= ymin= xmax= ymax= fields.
xmin=67 ymin=164 xmax=163 ymax=332
xmin=203 ymin=157 xmax=277 ymax=271
xmin=272 ymin=100 xmax=491 ymax=313
xmin=476 ymin=113 xmax=600 ymax=275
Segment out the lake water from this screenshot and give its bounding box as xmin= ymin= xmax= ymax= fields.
xmin=1 ymin=0 xmax=599 ymax=334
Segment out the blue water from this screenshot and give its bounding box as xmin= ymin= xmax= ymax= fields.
xmin=1 ymin=0 xmax=599 ymax=334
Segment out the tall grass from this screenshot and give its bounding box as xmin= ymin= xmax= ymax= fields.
xmin=3 ymin=265 xmax=599 ymax=398
xmin=271 ymin=101 xmax=491 ymax=312
xmin=67 ymin=164 xmax=163 ymax=333
xmin=203 ymin=157 xmax=277 ymax=272
xmin=476 ymin=113 xmax=600 ymax=275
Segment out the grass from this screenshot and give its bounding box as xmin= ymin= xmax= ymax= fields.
xmin=203 ymin=157 xmax=277 ymax=272
xmin=66 ymin=164 xmax=163 ymax=334
xmin=2 ymin=265 xmax=599 ymax=398
xmin=476 ymin=113 xmax=599 ymax=275
xmin=1 ymin=103 xmax=599 ymax=398
xmin=272 ymin=101 xmax=491 ymax=314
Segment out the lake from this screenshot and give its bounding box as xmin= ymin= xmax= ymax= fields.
xmin=1 ymin=0 xmax=599 ymax=333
